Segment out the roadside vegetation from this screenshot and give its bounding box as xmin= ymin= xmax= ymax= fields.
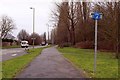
xmin=58 ymin=47 xmax=118 ymax=78
xmin=50 ymin=2 xmax=120 ymax=59
xmin=17 ymin=29 xmax=47 ymax=46
xmin=0 ymin=62 xmax=2 ymax=79
xmin=2 ymin=47 xmax=48 ymax=78
xmin=2 ymin=45 xmax=20 ymax=49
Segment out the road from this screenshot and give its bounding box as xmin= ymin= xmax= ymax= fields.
xmin=1 ymin=46 xmax=45 ymax=61
xmin=16 ymin=47 xmax=86 ymax=78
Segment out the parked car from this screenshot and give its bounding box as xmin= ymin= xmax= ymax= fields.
xmin=41 ymin=41 xmax=46 ymax=46
xmin=21 ymin=41 xmax=29 ymax=48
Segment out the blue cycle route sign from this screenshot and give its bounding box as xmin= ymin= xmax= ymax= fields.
xmin=92 ymin=12 xmax=101 ymax=20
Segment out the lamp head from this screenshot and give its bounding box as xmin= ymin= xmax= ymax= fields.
xmin=30 ymin=7 xmax=33 ymax=9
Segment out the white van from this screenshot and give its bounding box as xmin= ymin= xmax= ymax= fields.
xmin=21 ymin=41 xmax=29 ymax=48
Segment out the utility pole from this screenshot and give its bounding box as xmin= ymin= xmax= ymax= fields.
xmin=48 ymin=26 xmax=49 ymax=44
xmin=51 ymin=28 xmax=55 ymax=45
xmin=49 ymin=26 xmax=55 ymax=45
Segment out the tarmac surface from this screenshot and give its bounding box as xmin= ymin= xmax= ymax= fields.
xmin=1 ymin=46 xmax=46 ymax=61
xmin=16 ymin=47 xmax=85 ymax=78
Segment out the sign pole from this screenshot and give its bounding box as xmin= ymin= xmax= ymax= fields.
xmin=91 ymin=11 xmax=102 ymax=76
xmin=94 ymin=19 xmax=98 ymax=74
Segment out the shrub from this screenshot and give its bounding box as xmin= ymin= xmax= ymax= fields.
xmin=2 ymin=39 xmax=13 ymax=42
xmin=75 ymin=41 xmax=94 ymax=49
xmin=98 ymin=41 xmax=114 ymax=51
xmin=59 ymin=42 xmax=72 ymax=48
xmin=75 ymin=41 xmax=115 ymax=51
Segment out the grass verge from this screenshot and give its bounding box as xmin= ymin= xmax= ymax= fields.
xmin=2 ymin=45 xmax=21 ymax=49
xmin=2 ymin=47 xmax=47 ymax=78
xmin=0 ymin=62 xmax=2 ymax=80
xmin=57 ymin=47 xmax=118 ymax=78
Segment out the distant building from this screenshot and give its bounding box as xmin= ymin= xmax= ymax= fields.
xmin=3 ymin=33 xmax=15 ymax=40
xmin=2 ymin=33 xmax=18 ymax=46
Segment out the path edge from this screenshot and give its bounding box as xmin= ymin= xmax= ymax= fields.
xmin=55 ymin=47 xmax=90 ymax=78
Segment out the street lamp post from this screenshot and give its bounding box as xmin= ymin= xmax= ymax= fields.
xmin=48 ymin=26 xmax=49 ymax=44
xmin=30 ymin=7 xmax=35 ymax=48
xmin=52 ymin=26 xmax=55 ymax=45
xmin=46 ymin=24 xmax=56 ymax=45
xmin=51 ymin=29 xmax=54 ymax=45
xmin=48 ymin=26 xmax=55 ymax=45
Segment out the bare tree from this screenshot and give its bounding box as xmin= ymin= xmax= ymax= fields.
xmin=55 ymin=2 xmax=70 ymax=45
xmin=17 ymin=29 xmax=29 ymax=41
xmin=53 ymin=1 xmax=79 ymax=45
xmin=28 ymin=33 xmax=42 ymax=45
xmin=118 ymin=1 xmax=120 ymax=57
xmin=95 ymin=2 xmax=119 ymax=58
xmin=0 ymin=16 xmax=15 ymax=39
xmin=51 ymin=1 xmax=120 ymax=57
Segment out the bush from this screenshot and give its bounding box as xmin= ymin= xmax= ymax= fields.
xmin=98 ymin=41 xmax=114 ymax=51
xmin=75 ymin=41 xmax=115 ymax=51
xmin=2 ymin=39 xmax=13 ymax=42
xmin=75 ymin=41 xmax=94 ymax=49
xmin=28 ymin=33 xmax=42 ymax=45
xmin=59 ymin=42 xmax=72 ymax=48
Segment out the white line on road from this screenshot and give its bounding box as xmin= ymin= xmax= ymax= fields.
xmin=11 ymin=54 xmax=17 ymax=56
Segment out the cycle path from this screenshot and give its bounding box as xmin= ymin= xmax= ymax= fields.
xmin=16 ymin=47 xmax=86 ymax=78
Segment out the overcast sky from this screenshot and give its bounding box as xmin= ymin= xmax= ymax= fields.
xmin=0 ymin=0 xmax=118 ymax=38
xmin=0 ymin=0 xmax=62 ymax=38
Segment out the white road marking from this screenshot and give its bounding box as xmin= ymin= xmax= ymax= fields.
xmin=1 ymin=46 xmax=43 ymax=55
xmin=12 ymin=54 xmax=17 ymax=56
